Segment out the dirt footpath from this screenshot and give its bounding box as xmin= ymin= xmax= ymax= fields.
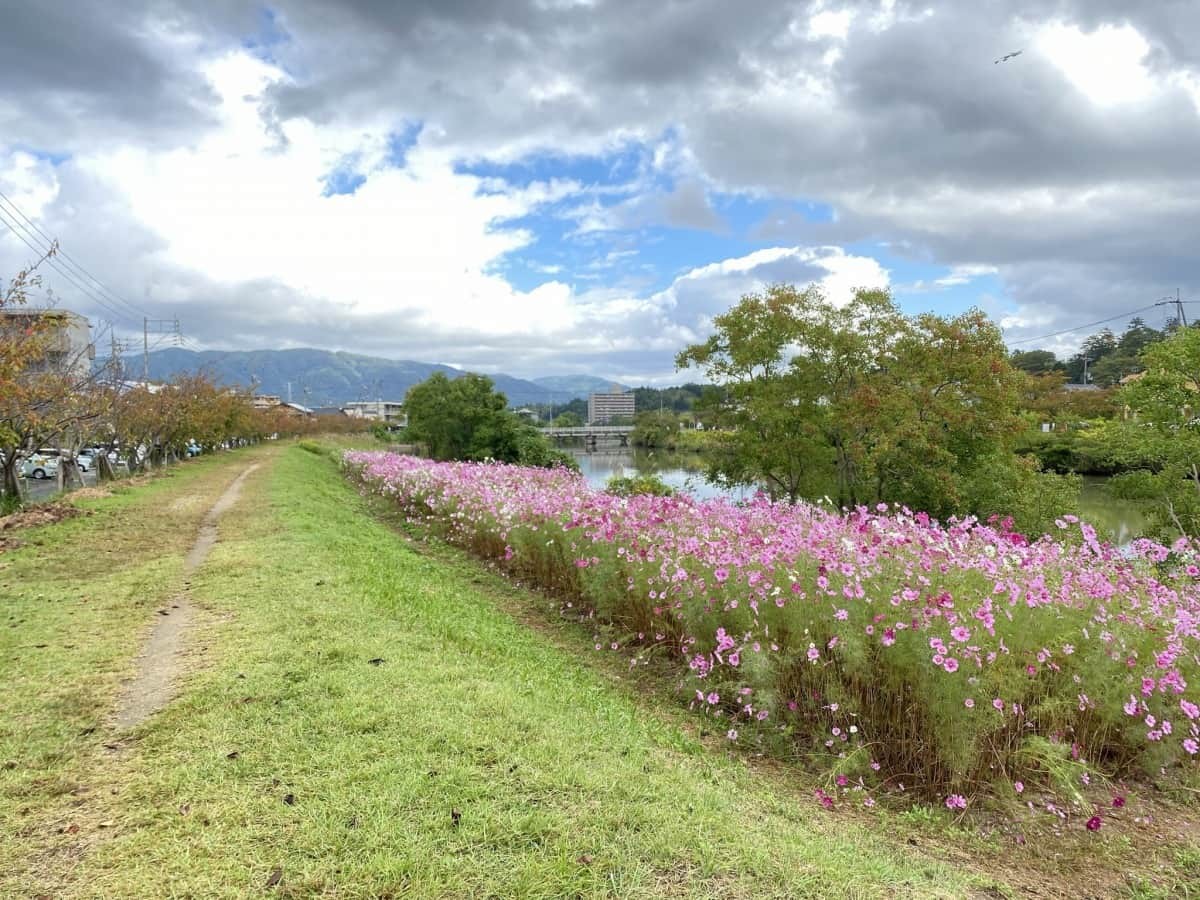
xmin=112 ymin=464 xmax=260 ymax=729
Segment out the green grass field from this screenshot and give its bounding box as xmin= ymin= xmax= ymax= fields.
xmin=1 ymin=443 xmax=1195 ymax=898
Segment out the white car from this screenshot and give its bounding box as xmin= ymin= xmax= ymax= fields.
xmin=20 ymin=451 xmax=60 ymax=480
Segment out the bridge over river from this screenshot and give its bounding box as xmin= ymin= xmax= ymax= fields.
xmin=542 ymin=425 xmax=634 ymax=447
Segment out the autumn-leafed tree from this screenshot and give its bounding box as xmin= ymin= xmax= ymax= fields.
xmin=0 ymin=247 xmax=113 ymax=502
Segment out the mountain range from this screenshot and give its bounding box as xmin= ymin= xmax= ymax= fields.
xmin=120 ymin=348 xmax=627 ymax=407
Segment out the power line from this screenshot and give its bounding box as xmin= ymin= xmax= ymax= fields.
xmin=0 ymin=188 xmax=152 ymax=325
xmin=0 ymin=205 xmax=141 ymax=328
xmin=0 ymin=192 xmax=200 ymax=357
xmin=1006 ymin=302 xmax=1163 ymax=347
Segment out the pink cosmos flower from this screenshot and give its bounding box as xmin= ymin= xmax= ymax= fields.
xmin=964 ymin=698 xmax=975 ymax=709
xmin=951 ymin=626 xmax=971 ymax=642
xmin=945 ymin=794 xmax=967 ymax=810
xmin=1014 ymin=781 xmax=1024 ymax=794
xmin=1184 ymin=738 xmax=1199 ymax=755
xmin=1112 ymin=796 xmax=1125 ymax=807
xmin=993 ymin=699 xmax=1005 ymax=712
xmin=1085 ymin=815 xmax=1102 ymax=831
xmin=943 ymin=658 xmax=959 ymax=674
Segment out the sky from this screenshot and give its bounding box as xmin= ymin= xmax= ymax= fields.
xmin=1 ymin=1 xmax=1198 ymax=385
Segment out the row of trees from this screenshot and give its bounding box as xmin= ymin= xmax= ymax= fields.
xmin=1010 ymin=317 xmax=1174 ymax=386
xmin=1 ymin=251 xmax=365 ymax=506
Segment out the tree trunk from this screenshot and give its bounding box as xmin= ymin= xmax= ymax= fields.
xmin=96 ymin=452 xmax=116 ymax=482
xmin=61 ymin=458 xmax=84 ymax=490
xmin=1 ymin=454 xmax=22 ymax=504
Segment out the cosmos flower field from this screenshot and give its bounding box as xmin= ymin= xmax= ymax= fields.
xmin=344 ymin=451 xmax=1200 ymax=806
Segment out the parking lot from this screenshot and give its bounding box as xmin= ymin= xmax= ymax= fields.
xmin=22 ymin=468 xmax=100 ymax=503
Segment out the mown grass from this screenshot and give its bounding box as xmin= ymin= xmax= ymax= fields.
xmin=0 ymin=448 xmax=277 ymax=888
xmin=2 ymin=444 xmax=990 ymax=898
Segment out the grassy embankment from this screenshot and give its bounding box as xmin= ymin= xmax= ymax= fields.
xmin=1 ymin=441 xmax=1195 ymax=897
xmin=0 ymin=442 xmax=987 ymax=898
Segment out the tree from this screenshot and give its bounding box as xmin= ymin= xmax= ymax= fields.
xmin=551 ymin=411 xmax=583 ymax=428
xmin=1118 ymin=317 xmax=1162 ymax=357
xmin=1 ymin=247 xmax=113 ymax=503
xmin=405 ymin=372 xmax=513 ymax=461
xmin=631 ymin=410 xmax=681 ymax=449
xmin=678 ymin=284 xmax=1065 ymax=528
xmin=1065 ymin=328 xmax=1119 ymax=383
xmin=677 ymin=284 xmax=844 ymax=503
xmin=1118 ymin=327 xmax=1200 ymax=536
xmin=1010 ymin=349 xmax=1062 ymax=375
xmin=403 ymin=372 xmax=574 ymax=469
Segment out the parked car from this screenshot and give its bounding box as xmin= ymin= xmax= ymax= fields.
xmin=185 ymin=441 xmax=202 ymax=458
xmin=20 ymin=451 xmax=60 ymax=480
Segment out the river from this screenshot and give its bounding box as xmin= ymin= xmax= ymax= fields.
xmin=571 ymin=449 xmax=1150 ymax=545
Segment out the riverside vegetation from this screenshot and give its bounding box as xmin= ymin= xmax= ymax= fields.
xmin=345 ymin=451 xmax=1200 ymax=816
xmin=3 ymin=442 xmax=1198 ymax=896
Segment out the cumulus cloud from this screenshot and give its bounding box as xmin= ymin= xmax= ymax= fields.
xmin=1 ymin=0 xmax=1197 ymax=382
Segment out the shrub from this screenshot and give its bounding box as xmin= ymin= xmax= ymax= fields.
xmin=344 ymin=451 xmax=1200 ymax=804
xmin=605 ymin=474 xmax=674 ymax=497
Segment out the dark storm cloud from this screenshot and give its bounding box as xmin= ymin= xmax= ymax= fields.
xmin=0 ymin=2 xmax=253 ymax=150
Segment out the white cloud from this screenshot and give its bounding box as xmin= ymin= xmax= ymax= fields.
xmin=1035 ymin=23 xmax=1155 ymax=107
xmin=934 ymin=263 xmax=998 ymax=287
xmin=80 ymin=52 xmax=579 ymax=337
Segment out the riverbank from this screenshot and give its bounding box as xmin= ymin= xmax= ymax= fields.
xmin=2 ymin=442 xmax=1196 ymax=897
xmin=0 ymin=442 xmax=980 ymax=897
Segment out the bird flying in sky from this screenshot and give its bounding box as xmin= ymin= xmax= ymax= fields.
xmin=994 ymin=50 xmax=1023 ymax=64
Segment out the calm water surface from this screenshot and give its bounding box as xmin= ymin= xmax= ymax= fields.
xmin=572 ymin=450 xmax=1150 ymax=545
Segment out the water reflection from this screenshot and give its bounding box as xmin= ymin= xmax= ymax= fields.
xmin=1078 ymin=477 xmax=1149 ymax=547
xmin=573 ymin=450 xmax=1150 ymax=546
xmin=570 ymin=448 xmax=753 ymax=501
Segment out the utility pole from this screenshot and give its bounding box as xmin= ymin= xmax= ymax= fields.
xmin=1155 ymin=294 xmax=1189 ymax=331
xmin=142 ymin=317 xmax=180 ymax=383
xmin=110 ymin=334 xmax=136 ymax=378
xmin=1082 ymin=355 xmax=1091 ymax=385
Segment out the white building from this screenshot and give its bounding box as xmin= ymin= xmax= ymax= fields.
xmin=587 ymin=387 xmax=634 ymax=425
xmin=342 ymin=400 xmax=407 ymax=426
xmin=0 ymin=308 xmax=94 ymax=380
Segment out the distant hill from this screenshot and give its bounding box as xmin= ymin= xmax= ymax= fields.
xmin=531 ymin=375 xmax=629 ymax=396
xmin=116 ymin=348 xmax=620 ymax=407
